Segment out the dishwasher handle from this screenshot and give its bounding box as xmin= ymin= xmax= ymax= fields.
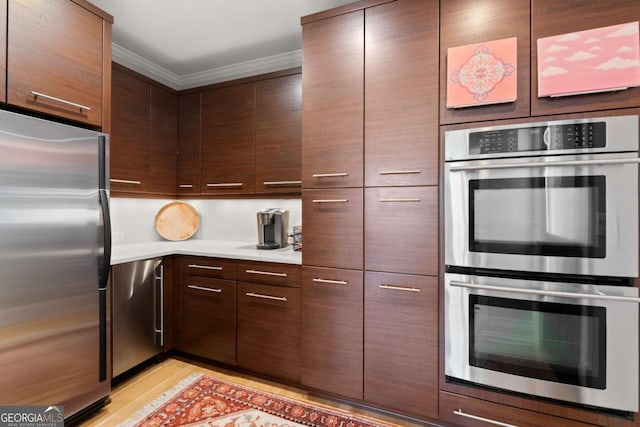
xmin=154 ymin=264 xmax=164 ymax=347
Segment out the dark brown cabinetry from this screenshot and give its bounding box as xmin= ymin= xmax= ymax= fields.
xmin=201 ymin=83 xmax=255 ymax=195
xmin=301 ymin=266 xmax=363 ymax=400
xmin=7 ymin=0 xmax=110 ymax=127
xmin=178 ymin=257 xmax=236 ymax=364
xmin=301 ymin=11 xmax=364 ymax=189
xmin=365 ymin=0 xmax=439 ymax=187
xmin=531 ymin=0 xmax=640 ymax=116
xmin=364 ymin=272 xmax=438 ymax=419
xmin=0 ymin=0 xmax=6 ymax=104
xmin=177 ymin=93 xmax=201 ymax=196
xmin=110 ymin=64 xmax=177 ymax=197
xmin=255 ymin=74 xmax=302 ymax=194
xmin=439 ymin=0 xmax=531 ymax=124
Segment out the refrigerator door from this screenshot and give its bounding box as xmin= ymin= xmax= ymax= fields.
xmin=112 ymin=258 xmax=164 ymax=377
xmin=0 ymin=110 xmax=109 ymax=417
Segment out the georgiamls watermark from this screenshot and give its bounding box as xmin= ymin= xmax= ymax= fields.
xmin=0 ymin=406 xmax=64 ymax=427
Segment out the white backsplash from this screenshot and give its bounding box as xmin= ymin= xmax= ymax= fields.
xmin=110 ymin=197 xmax=302 ymax=244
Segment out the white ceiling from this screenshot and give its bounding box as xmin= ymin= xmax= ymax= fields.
xmin=90 ymin=0 xmax=355 ymax=89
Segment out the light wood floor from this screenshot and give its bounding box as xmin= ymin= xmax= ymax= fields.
xmin=79 ymin=356 xmax=427 ymax=427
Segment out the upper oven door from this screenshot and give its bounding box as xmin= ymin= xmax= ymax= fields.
xmin=445 ymin=152 xmax=639 ymax=277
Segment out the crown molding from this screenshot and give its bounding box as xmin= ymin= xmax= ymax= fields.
xmin=111 ymin=43 xmax=302 ymax=91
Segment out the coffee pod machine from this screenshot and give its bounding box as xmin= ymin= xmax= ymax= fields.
xmin=256 ymin=208 xmax=289 ymax=249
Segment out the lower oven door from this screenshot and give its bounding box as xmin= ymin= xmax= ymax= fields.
xmin=445 ymin=272 xmax=639 ymax=412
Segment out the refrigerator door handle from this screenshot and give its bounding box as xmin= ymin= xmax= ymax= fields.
xmin=98 ymin=189 xmax=111 ymax=288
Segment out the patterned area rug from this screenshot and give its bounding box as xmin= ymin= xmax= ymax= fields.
xmin=120 ymin=373 xmax=396 ymax=427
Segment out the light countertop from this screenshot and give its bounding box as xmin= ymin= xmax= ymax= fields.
xmin=111 ymin=240 xmax=302 ymax=265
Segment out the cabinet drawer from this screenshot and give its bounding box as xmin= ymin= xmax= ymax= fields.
xmin=302 ymin=188 xmax=363 ymax=270
xmin=182 ymin=257 xmax=236 ymax=280
xmin=439 ymin=391 xmax=594 ymax=427
xmin=236 ymin=261 xmax=300 ymax=287
xmin=180 ymin=277 xmax=236 ymax=364
xmin=365 ymin=186 xmax=438 ymax=276
xmin=301 ymin=266 xmax=363 ymax=400
xmin=237 ymin=282 xmax=301 ymax=382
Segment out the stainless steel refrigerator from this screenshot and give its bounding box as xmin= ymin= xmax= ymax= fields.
xmin=0 ymin=110 xmax=111 ymax=418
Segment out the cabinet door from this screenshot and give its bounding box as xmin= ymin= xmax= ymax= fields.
xmin=364 ymin=272 xmax=438 ymax=419
xmin=365 ymin=187 xmax=438 ymax=276
xmin=365 ymin=0 xmax=439 ymax=187
xmin=8 ymin=0 xmax=103 ymax=126
xmin=0 ymin=0 xmax=6 ymax=103
xmin=440 ymin=0 xmax=531 ymax=124
xmin=177 ymin=93 xmax=201 ymax=196
xmin=302 ymin=188 xmax=363 ymax=270
xmin=110 ymin=66 xmax=149 ymax=193
xmin=255 ymin=74 xmax=302 ymax=194
xmin=302 ymin=11 xmax=364 ymax=188
xmin=531 ymin=0 xmax=640 ymax=116
xmin=301 ymin=267 xmax=363 ymax=400
xmin=149 ymin=86 xmax=177 ymax=195
xmin=237 ymin=282 xmax=301 ymax=382
xmin=201 ymin=83 xmax=255 ymax=195
xmin=179 ymin=277 xmax=236 ymax=364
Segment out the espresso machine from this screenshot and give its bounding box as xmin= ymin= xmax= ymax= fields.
xmin=256 ymin=208 xmax=289 ymax=249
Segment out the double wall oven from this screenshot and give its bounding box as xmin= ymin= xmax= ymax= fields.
xmin=444 ymin=115 xmax=640 ymax=414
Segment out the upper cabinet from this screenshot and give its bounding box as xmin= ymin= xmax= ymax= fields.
xmin=255 ymin=74 xmax=302 ymax=194
xmin=177 ymin=93 xmax=201 ymax=196
xmin=149 ymin=86 xmax=178 ymax=195
xmin=439 ymin=0 xmax=531 ymax=125
xmin=365 ymin=0 xmax=439 ymax=187
xmin=301 ymin=11 xmax=364 ymax=189
xmin=7 ymin=0 xmax=112 ymax=128
xmin=531 ymin=0 xmax=640 ymax=116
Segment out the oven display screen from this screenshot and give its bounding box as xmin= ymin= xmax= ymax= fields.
xmin=469 ymin=295 xmax=606 ymax=389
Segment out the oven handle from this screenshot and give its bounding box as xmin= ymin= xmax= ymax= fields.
xmin=449 ymin=281 xmax=640 ymax=303
xmin=448 ymin=157 xmax=640 ymax=172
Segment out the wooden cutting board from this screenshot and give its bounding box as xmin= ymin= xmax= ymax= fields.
xmin=155 ymin=201 xmax=199 ymax=241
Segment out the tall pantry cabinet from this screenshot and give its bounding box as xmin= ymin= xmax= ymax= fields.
xmin=301 ymin=0 xmax=440 ymax=420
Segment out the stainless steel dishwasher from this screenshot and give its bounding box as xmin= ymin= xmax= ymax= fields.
xmin=112 ymin=258 xmax=164 ymax=377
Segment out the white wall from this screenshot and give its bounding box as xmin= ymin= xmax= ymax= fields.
xmin=110 ymin=197 xmax=302 ymax=244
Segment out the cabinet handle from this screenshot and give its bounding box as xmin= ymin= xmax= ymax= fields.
xmin=313 ymin=278 xmax=348 ymax=285
xmin=379 ymin=284 xmax=421 ymax=292
xmin=312 ymin=199 xmax=348 ymax=204
xmin=245 ymin=292 xmax=287 ymax=302
xmin=378 ymin=198 xmax=421 ymax=203
xmin=379 ymin=170 xmax=421 ymax=175
xmin=110 ymin=178 xmax=142 ymax=185
xmin=179 ymin=184 xmax=193 ymax=188
xmin=206 ymin=182 xmax=243 ymax=187
xmin=263 ymin=180 xmax=302 ymax=186
xmin=188 ymin=264 xmax=223 ymax=271
xmin=453 ymin=409 xmax=519 ymax=427
xmin=30 ymin=90 xmax=92 ymax=111
xmin=246 ymin=269 xmax=287 ymax=277
xmin=188 ymin=284 xmax=222 ymax=293
xmin=312 ymin=172 xmax=348 ymax=178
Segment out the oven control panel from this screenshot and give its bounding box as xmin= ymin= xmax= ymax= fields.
xmin=469 ymin=122 xmax=606 ymax=155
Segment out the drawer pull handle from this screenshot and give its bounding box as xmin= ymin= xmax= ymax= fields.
xmin=453 ymin=409 xmax=519 ymax=427
xmin=378 ymin=198 xmax=421 ymax=203
xmin=110 ymin=178 xmax=141 ymax=185
xmin=245 ymin=292 xmax=287 ymax=302
xmin=313 ymin=278 xmax=348 ymax=285
xmin=379 ymin=284 xmax=421 ymax=292
xmin=312 ymin=199 xmax=348 ymax=204
xmin=312 ymin=173 xmax=348 ymax=178
xmin=179 ymin=184 xmax=193 ymax=188
xmin=206 ymin=182 xmax=243 ymax=188
xmin=379 ymin=170 xmax=421 ymax=175
xmin=246 ymin=269 xmax=287 ymax=277
xmin=188 ymin=284 xmax=222 ymax=293
xmin=188 ymin=264 xmax=223 ymax=271
xmin=263 ymin=180 xmax=302 ymax=186
xmin=30 ymin=90 xmax=92 ymax=111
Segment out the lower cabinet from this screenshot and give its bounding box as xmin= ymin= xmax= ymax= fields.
xmin=179 ymin=275 xmax=236 ymax=365
xmin=301 ymin=266 xmax=364 ymax=400
xmin=364 ymin=272 xmax=438 ymax=419
xmin=237 ymin=282 xmax=301 ymax=382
